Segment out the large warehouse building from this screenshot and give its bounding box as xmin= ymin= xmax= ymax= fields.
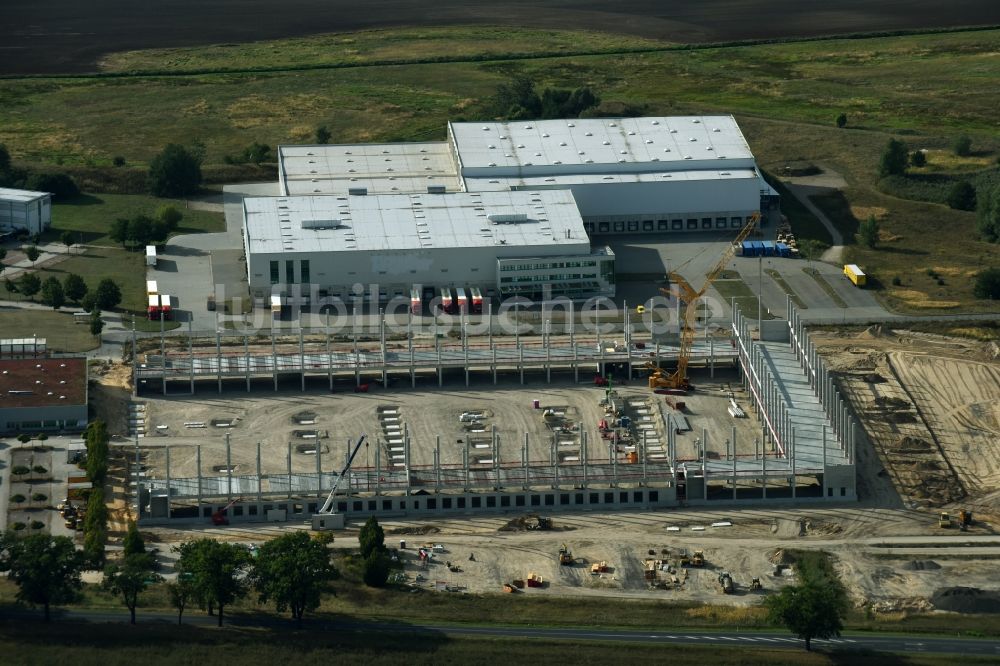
xmin=243 ymin=189 xmax=614 ymax=304
xmin=0 ymin=187 xmax=51 ymax=236
xmin=250 ymin=115 xmax=776 ymax=304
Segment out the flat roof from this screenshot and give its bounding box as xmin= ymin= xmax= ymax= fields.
xmin=279 ymin=142 xmax=462 ymax=196
xmin=0 ymin=187 xmax=50 ymax=203
xmin=450 ymin=116 xmax=754 ymax=171
xmin=0 ymin=357 xmax=87 ymax=409
xmin=244 ymin=190 xmax=589 ymax=254
xmin=464 ymin=168 xmax=763 ymax=191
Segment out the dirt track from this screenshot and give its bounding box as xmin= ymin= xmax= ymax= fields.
xmin=6 ymin=0 xmax=1000 ymax=75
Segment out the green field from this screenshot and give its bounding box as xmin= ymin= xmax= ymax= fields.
xmin=1 ymin=194 xmax=222 ymax=324
xmin=0 ymin=308 xmax=99 ymax=352
xmin=0 ymin=27 xmax=998 ymax=312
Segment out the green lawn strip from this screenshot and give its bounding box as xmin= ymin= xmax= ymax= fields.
xmin=765 ymin=269 xmax=808 ymax=309
xmin=0 ymin=309 xmax=98 ymax=352
xmin=712 ymin=279 xmax=775 ymax=320
xmin=802 ymin=268 xmax=849 ymax=308
xmin=48 ymin=193 xmax=224 ymax=246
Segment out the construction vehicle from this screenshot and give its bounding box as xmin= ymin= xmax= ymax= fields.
xmin=558 ymin=544 xmax=574 ymax=566
xmin=316 ymin=434 xmax=368 ymax=515
xmin=750 ymin=577 xmax=762 ymax=591
xmin=691 ymin=550 xmax=705 ymax=567
xmin=211 ymin=497 xmax=242 ymax=526
xmin=718 ymin=571 xmax=734 ymax=594
xmin=648 ymin=212 xmax=760 ymax=393
xmin=938 ymin=511 xmax=952 ymax=528
xmin=960 ymin=509 xmax=973 ymax=527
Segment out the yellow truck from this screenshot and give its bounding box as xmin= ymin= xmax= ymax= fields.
xmin=844 ymin=264 xmax=867 ymax=287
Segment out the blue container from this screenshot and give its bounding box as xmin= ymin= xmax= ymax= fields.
xmin=751 ymin=241 xmax=765 ymax=256
xmin=776 ymin=242 xmax=790 ymax=258
xmin=762 ymin=240 xmax=776 ymax=256
xmin=741 ymin=240 xmax=754 ymax=257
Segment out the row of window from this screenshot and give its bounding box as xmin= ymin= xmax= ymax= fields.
xmin=500 ymin=272 xmax=591 ymax=284
xmin=588 ymin=217 xmax=745 ymax=234
xmin=500 ymin=259 xmax=598 ymax=272
xmin=270 ymin=259 xmax=311 ymax=285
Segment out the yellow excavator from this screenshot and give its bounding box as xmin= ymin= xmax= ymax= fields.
xmin=648 ymin=212 xmax=761 ymax=393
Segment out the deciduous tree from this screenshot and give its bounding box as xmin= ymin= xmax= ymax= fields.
xmin=977 ymin=183 xmax=1000 ymax=243
xmin=94 ymin=278 xmax=122 ymax=310
xmin=835 ymin=113 xmax=847 ymax=128
xmin=7 ymin=534 xmax=83 ymax=621
xmin=766 ymin=581 xmax=847 ymax=651
xmin=953 ymin=134 xmax=972 ymax=157
xmin=910 ymin=150 xmax=926 ymax=167
xmin=315 ymin=126 xmax=332 ymax=144
xmin=253 ymin=531 xmax=338 ymax=626
xmin=123 ymin=520 xmax=146 ymax=556
xmin=18 ymin=272 xmax=41 ymax=300
xmin=856 ymin=214 xmax=880 ymax=249
xmin=103 ymin=553 xmax=159 ymax=624
xmin=176 ymin=538 xmax=251 ymax=627
xmin=947 ymin=181 xmax=977 ymax=211
xmin=23 ymin=244 xmax=40 ymax=266
xmin=973 ymin=267 xmax=1000 ymax=300
xmin=359 ymin=516 xmax=385 ymax=558
xmin=41 ymin=276 xmax=65 ymax=309
xmin=148 ymin=143 xmax=202 ymax=197
xmin=878 ymin=139 xmax=908 ymax=178
xmin=63 ymin=273 xmax=87 ymax=303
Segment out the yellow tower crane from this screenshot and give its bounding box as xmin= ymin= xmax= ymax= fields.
xmin=648 ymin=212 xmax=761 ymax=393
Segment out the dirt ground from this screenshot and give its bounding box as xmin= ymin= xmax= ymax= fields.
xmin=129 ymin=327 xmax=1000 ymax=614
xmin=137 ymin=370 xmax=762 ymax=479
xmin=6 ymin=0 xmax=1000 ymax=74
xmin=812 ymin=327 xmax=1000 ymax=519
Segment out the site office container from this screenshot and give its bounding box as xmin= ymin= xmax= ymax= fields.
xmin=145 ymin=245 xmax=157 ymax=267
xmin=456 ymin=287 xmax=468 ymax=314
xmin=147 ymin=294 xmax=161 ymax=320
xmin=146 ymin=280 xmax=158 ymax=296
xmin=440 ymin=287 xmax=455 ymax=314
xmin=158 ymin=295 xmax=173 ymax=321
xmin=410 ymin=288 xmax=422 ymax=315
xmin=470 ymin=287 xmax=483 ymax=314
xmin=844 ymin=264 xmax=866 ymax=287
xmin=271 ymin=294 xmax=282 ymax=320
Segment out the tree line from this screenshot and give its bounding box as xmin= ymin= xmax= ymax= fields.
xmin=0 ymin=515 xmax=397 ymax=627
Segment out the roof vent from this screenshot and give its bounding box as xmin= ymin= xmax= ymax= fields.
xmin=720 ymin=171 xmax=731 ymax=176
xmin=645 ymin=139 xmax=653 ymax=144
xmin=585 ymin=132 xmax=593 ymax=136
xmin=692 ymin=119 xmax=701 ymax=123
xmin=559 ymin=142 xmax=567 ymax=146
xmin=651 ymin=120 xmax=660 ymax=125
xmin=301 ymin=219 xmax=344 ymax=230
xmin=603 ymin=141 xmax=610 ymax=145
xmin=488 ymin=212 xmax=529 ymax=224
xmin=488 ymin=144 xmax=496 ymax=149
xmin=542 ymin=133 xmax=550 ymax=137
xmin=482 ymin=126 xmax=490 ymax=130
xmin=524 ymin=125 xmax=533 ymax=129
xmin=348 ymin=187 xmax=367 ymax=196
xmin=608 ymin=122 xmax=617 ymax=127
xmin=627 ymin=131 xmax=635 ymax=135
xmin=567 ymin=122 xmax=575 ymax=127
xmin=488 ymin=162 xmax=496 ymax=167
xmin=427 ymin=185 xmax=446 ymax=194
xmin=713 ymin=128 xmax=721 ymax=132
xmin=517 ymin=144 xmax=525 ymax=148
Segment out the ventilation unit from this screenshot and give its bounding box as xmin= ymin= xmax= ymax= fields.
xmin=488 ymin=212 xmax=529 ymax=225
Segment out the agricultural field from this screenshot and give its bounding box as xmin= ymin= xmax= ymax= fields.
xmin=5 ymin=0 xmax=999 ymax=75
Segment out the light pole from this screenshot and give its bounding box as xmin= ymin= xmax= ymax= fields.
xmin=757 ymin=256 xmax=763 ymax=325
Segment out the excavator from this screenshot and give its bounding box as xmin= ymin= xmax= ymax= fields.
xmin=211 ymin=497 xmax=242 ymax=526
xmin=648 ymin=212 xmax=761 ymax=393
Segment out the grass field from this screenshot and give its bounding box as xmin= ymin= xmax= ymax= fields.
xmin=713 ymin=278 xmax=775 ymax=320
xmin=4 ymin=621 xmax=984 ymax=666
xmin=0 ymin=27 xmax=998 ymax=312
xmin=0 ymin=309 xmax=99 ymax=352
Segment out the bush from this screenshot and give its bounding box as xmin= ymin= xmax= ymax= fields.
xmin=947 ymin=181 xmax=977 ymax=211
xmin=32 ymin=493 xmax=48 ymax=502
xmin=25 ymin=172 xmax=80 ymax=198
xmin=30 ymin=520 xmax=45 ymax=530
xmin=891 ymin=276 xmax=902 ymax=286
xmin=17 ymin=434 xmax=31 ymax=443
xmin=113 ymin=156 xmax=126 ymax=167
xmin=835 ymin=113 xmax=847 ymax=128
xmin=910 ymin=150 xmax=926 ymax=167
xmin=32 ymin=465 xmax=48 ymax=474
xmin=973 ymin=268 xmax=1000 ymax=300
xmin=878 ymin=139 xmax=909 ymax=178
xmin=12 ymin=466 xmax=30 ymax=475
xmin=12 ymin=522 xmax=26 ymax=531
xmin=953 ymin=135 xmax=972 ymax=157
xmin=37 ymin=433 xmax=48 ymax=441
xmin=11 ymin=494 xmax=27 ymax=503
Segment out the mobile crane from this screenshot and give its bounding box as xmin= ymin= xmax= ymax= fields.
xmin=648 ymin=212 xmax=761 ymax=393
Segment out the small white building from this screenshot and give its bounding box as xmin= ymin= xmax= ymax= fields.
xmin=0 ymin=187 xmax=52 ymax=236
xmin=243 ymin=189 xmax=614 ymax=304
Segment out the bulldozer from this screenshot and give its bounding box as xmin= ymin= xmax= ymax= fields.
xmin=691 ymin=550 xmax=705 ymax=567
xmin=718 ymin=571 xmax=734 ymax=594
xmin=938 ymin=512 xmax=952 ymax=528
xmin=558 ymin=544 xmax=574 ymax=566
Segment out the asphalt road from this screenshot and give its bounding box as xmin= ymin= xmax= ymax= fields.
xmin=7 ymin=607 xmax=998 ymax=656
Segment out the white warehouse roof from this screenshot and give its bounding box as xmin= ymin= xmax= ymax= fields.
xmin=465 ymin=167 xmax=762 ymax=191
xmin=279 ymin=142 xmax=461 ymax=196
xmin=450 ymin=115 xmax=754 ymax=172
xmin=0 ymin=187 xmax=50 ymax=203
xmin=244 ymin=190 xmax=588 ymax=255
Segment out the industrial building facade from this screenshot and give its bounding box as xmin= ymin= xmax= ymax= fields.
xmin=0 ymin=357 xmax=88 ymax=434
xmin=243 ymin=190 xmax=615 ymax=304
xmin=252 ymin=115 xmax=776 ymax=304
xmin=0 ymin=187 xmax=51 ymax=236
